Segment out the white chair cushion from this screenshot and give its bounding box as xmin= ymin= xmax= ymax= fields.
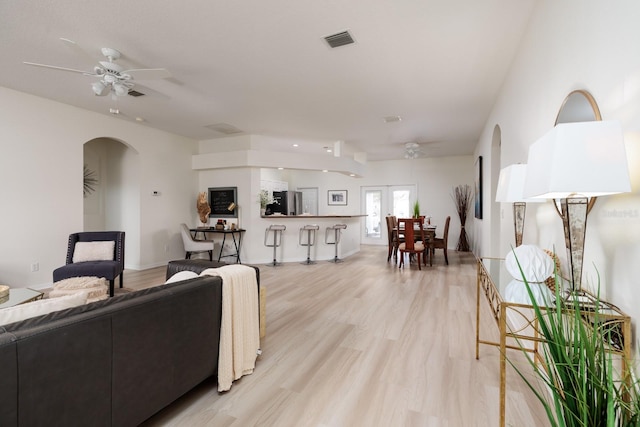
xmin=399 ymin=242 xmax=425 ymax=251
xmin=72 ymin=241 xmax=115 ymax=263
xmin=0 ymin=292 xmax=88 ymax=326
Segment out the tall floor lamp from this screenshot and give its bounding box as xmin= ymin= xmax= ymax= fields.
xmin=495 ymin=164 xmax=544 ymax=247
xmin=523 ymin=120 xmax=630 ymax=291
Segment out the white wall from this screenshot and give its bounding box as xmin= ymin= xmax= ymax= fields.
xmin=476 ymin=0 xmax=640 ymax=339
xmin=0 ymin=87 xmax=198 ymax=288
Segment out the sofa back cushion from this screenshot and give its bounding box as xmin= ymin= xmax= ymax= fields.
xmin=0 ymin=292 xmax=88 ymax=327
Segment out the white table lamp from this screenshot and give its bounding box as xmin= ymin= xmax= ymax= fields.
xmin=523 ymin=120 xmax=630 ymax=290
xmin=496 ymin=164 xmax=544 ymax=247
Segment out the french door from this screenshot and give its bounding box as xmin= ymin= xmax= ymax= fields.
xmin=361 ymin=185 xmax=416 ymax=245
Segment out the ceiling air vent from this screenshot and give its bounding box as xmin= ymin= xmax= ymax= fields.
xmin=205 ymin=123 xmax=243 ymax=135
xmin=128 ymin=89 xmax=145 ymax=97
xmin=324 ymin=31 xmax=355 ymax=48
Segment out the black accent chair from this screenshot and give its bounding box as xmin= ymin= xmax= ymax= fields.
xmin=53 ymin=231 xmax=125 ymax=297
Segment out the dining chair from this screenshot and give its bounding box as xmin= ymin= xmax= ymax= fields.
xmin=385 ymin=216 xmax=393 ymax=261
xmin=385 ymin=216 xmax=396 ymax=261
xmin=386 ymin=216 xmax=405 ymax=262
xmin=180 ymin=223 xmax=214 ymax=261
xmin=397 ymin=218 xmax=427 ymax=269
xmin=431 ymin=216 xmax=451 ymax=265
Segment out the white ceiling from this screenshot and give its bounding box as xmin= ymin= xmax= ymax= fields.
xmin=0 ymin=0 xmax=535 ymax=161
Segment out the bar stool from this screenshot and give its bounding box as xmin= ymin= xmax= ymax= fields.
xmin=299 ymin=224 xmax=320 ymax=265
xmin=264 ymin=225 xmax=286 ymax=266
xmin=325 ymin=224 xmax=347 ymax=263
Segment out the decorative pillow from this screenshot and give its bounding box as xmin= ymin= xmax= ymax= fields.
xmin=165 ymin=270 xmax=199 ymax=284
xmin=505 ymin=244 xmax=553 ymax=283
xmin=72 ymin=241 xmax=115 ymax=263
xmin=0 ymin=292 xmax=88 ymax=326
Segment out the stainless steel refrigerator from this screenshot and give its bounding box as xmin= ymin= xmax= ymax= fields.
xmin=273 ymin=190 xmax=303 ymax=215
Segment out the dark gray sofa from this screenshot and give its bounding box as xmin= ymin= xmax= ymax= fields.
xmin=0 ymin=275 xmax=227 ymax=427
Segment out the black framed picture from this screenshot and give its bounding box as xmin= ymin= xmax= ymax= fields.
xmin=208 ymin=186 xmax=238 ymax=218
xmin=328 ymin=190 xmax=348 ymax=206
xmin=475 ymin=156 xmax=483 ymax=219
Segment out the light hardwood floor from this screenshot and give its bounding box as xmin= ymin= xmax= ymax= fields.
xmin=129 ymin=246 xmax=548 ymax=427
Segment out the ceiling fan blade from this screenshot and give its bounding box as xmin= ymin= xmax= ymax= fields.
xmin=59 ymin=38 xmax=99 ymax=63
xmin=23 ymin=62 xmax=96 ymax=76
xmin=125 ymin=68 xmax=171 ymax=80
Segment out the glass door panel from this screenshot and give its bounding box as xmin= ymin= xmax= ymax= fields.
xmin=364 ymin=189 xmax=382 ymax=240
xmin=361 ymin=185 xmax=415 ymax=245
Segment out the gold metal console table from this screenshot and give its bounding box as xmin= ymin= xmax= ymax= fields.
xmin=475 ymin=257 xmax=631 ymax=427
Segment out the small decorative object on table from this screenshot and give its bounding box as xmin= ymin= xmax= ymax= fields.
xmin=197 ymin=191 xmax=211 ymax=227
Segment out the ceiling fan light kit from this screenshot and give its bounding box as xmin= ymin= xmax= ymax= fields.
xmin=404 ymin=142 xmax=421 ymax=159
xmin=24 ymin=43 xmax=170 ymax=99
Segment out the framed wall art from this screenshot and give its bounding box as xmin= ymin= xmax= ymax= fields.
xmin=328 ymin=190 xmax=348 ymax=206
xmin=475 ymin=156 xmax=483 ymax=219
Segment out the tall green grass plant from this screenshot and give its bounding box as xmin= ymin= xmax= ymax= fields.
xmin=509 ymin=256 xmax=640 ymax=426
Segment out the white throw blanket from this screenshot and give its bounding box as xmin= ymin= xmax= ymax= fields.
xmin=200 ymin=265 xmax=260 ymax=392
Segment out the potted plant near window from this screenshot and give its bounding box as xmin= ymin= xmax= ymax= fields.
xmin=413 ymin=200 xmax=420 ymax=219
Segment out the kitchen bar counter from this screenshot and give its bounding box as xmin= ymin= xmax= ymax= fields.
xmin=261 ymin=214 xmax=366 ymax=218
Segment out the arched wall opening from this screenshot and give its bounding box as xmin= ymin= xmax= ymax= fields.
xmin=490 ymin=124 xmax=502 ymax=257
xmin=83 ymin=137 xmax=140 ymax=269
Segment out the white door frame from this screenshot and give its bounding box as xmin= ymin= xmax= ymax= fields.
xmin=360 ymin=185 xmax=416 ymax=245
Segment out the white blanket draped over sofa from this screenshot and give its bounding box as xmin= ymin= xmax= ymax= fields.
xmin=200 ymin=265 xmax=260 ymax=392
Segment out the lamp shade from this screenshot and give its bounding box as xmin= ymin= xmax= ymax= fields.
xmin=496 ymin=164 xmax=545 ymax=203
xmin=523 ymin=121 xmax=630 ymax=199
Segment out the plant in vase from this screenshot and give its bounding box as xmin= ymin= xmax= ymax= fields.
xmin=413 ymin=200 xmax=420 ymax=219
xmin=259 ymin=190 xmax=272 ymax=215
xmin=509 ymin=254 xmax=640 ymax=427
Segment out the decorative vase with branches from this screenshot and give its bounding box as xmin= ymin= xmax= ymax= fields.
xmin=452 ymin=184 xmax=472 ymax=252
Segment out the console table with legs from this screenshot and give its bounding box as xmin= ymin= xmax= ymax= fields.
xmin=191 ymin=228 xmax=246 ymax=263
xmin=475 ymin=257 xmax=631 ymax=427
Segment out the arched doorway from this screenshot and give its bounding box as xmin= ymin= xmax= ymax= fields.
xmin=490 ymin=125 xmax=502 ymax=257
xmin=83 ymin=138 xmax=140 ymax=269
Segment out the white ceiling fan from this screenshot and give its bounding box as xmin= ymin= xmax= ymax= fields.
xmin=24 ymin=39 xmax=171 ymax=98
